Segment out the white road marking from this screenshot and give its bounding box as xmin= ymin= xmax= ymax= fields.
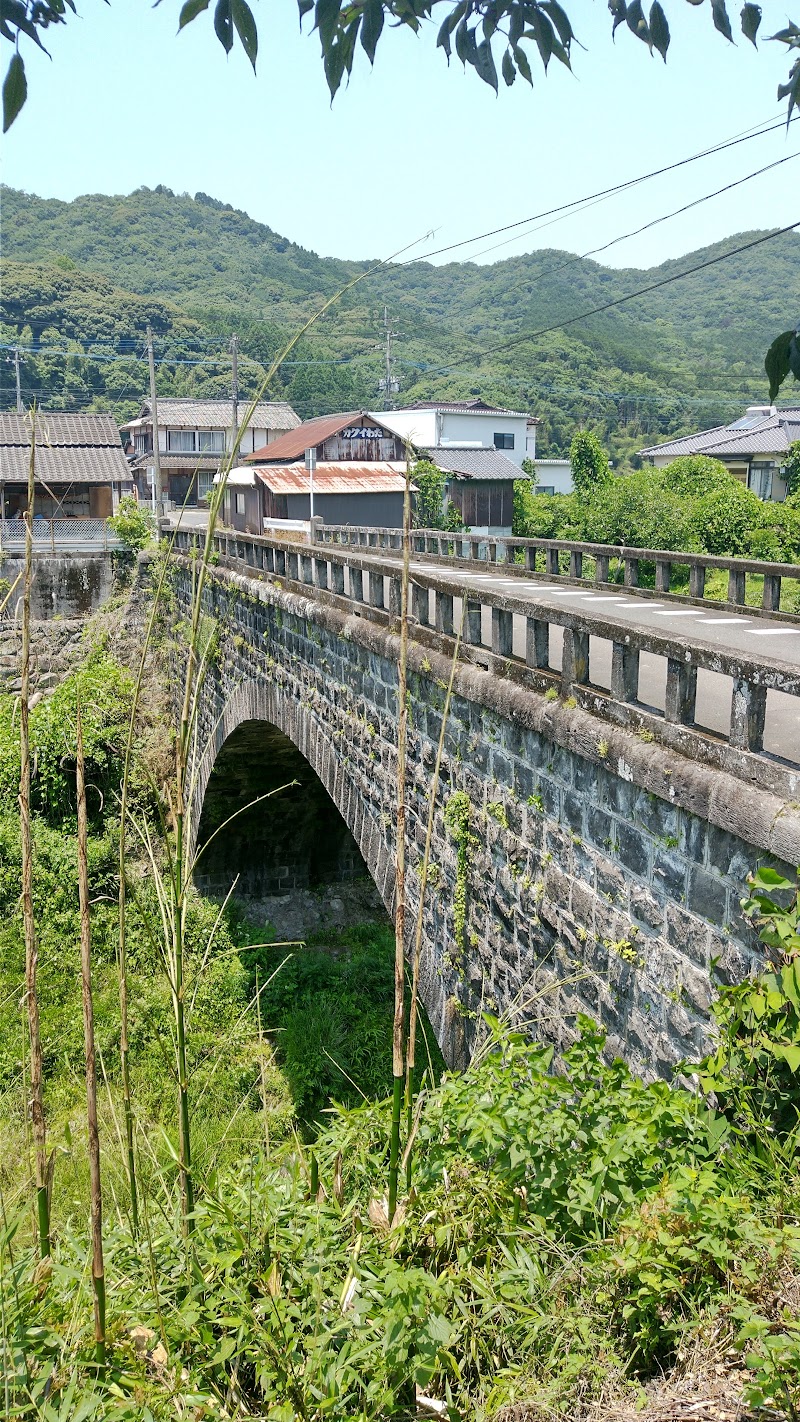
xmin=749 ymin=628 xmax=800 ymax=636
xmin=650 ymin=610 xmax=707 ymax=617
xmin=700 ymin=617 xmax=752 ymax=624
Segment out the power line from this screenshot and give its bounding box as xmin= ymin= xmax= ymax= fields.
xmin=426 ymin=221 xmax=800 ymax=373
xmin=394 ymin=114 xmax=798 ymax=268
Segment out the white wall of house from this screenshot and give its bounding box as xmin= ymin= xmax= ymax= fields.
xmin=151 ymin=425 xmax=285 ymax=455
xmin=374 ymin=409 xmax=535 ymax=468
xmin=534 ymin=459 xmax=573 ymax=494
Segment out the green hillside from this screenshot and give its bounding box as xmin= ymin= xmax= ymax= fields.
xmin=2 ymin=184 xmax=798 ymax=461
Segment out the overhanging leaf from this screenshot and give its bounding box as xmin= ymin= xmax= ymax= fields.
xmin=315 ymin=0 xmax=341 ymax=54
xmin=740 ymin=2 xmax=761 ymax=46
xmin=178 ymin=0 xmax=210 ymax=30
xmin=502 ymin=47 xmax=516 ymax=83
xmin=213 ymin=0 xmax=233 ymax=52
xmin=711 ymin=0 xmax=733 ymax=42
xmin=649 ymin=0 xmax=669 ymax=58
xmin=2 ymin=50 xmax=26 ymax=132
xmin=765 ymin=329 xmax=800 ymax=401
xmin=625 ymin=0 xmax=651 ymax=46
xmin=474 ymin=35 xmax=498 ymax=89
xmin=231 ymin=0 xmax=257 ymax=68
xmin=360 ymin=0 xmax=384 ymax=63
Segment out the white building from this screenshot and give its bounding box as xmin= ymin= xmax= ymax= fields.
xmin=533 ymin=458 xmax=573 ymax=495
xmin=372 ymin=400 xmax=538 ymax=469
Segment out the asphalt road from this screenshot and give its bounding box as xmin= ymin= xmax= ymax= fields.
xmin=394 ymin=560 xmax=800 ymax=765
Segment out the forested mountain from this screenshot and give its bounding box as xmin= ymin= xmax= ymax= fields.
xmin=2 ymin=184 xmax=798 ymax=462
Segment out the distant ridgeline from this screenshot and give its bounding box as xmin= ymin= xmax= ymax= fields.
xmin=1 ymin=184 xmax=798 ymax=464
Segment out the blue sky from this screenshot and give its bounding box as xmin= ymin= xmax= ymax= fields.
xmin=2 ymin=0 xmax=797 ymax=269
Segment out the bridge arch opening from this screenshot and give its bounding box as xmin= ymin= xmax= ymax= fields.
xmin=194 ymin=720 xmax=384 ymax=918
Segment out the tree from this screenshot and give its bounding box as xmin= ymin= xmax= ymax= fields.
xmin=411 ymin=459 xmax=465 ymax=530
xmin=569 ymin=430 xmax=611 ymax=500
xmin=784 ymin=440 xmax=800 ymax=497
xmin=3 ymin=0 xmax=799 ymax=132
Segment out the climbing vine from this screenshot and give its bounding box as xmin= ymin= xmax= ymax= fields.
xmin=444 ymin=791 xmax=478 ymax=956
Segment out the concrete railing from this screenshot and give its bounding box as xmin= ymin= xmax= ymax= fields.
xmin=172 ymin=526 xmax=800 ymax=796
xmin=0 ymin=517 xmax=121 ymax=553
xmin=316 ymin=525 xmax=800 ymax=622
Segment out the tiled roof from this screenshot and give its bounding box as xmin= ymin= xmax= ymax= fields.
xmin=0 ymin=411 xmax=132 ymax=483
xmin=639 ymin=408 xmax=800 ymax=461
xmin=120 ymin=398 xmax=300 ymax=431
xmin=254 ymin=463 xmax=412 ymax=495
xmin=400 ymin=399 xmax=538 ymax=421
xmin=419 ymin=445 xmax=521 ymax=481
xmin=130 ymin=451 xmax=223 ymax=471
xmin=248 ymin=411 xmax=401 ymax=464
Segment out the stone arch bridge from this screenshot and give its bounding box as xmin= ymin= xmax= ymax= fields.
xmin=171 ymin=525 xmax=800 ymax=1075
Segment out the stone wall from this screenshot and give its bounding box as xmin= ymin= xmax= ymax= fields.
xmin=1 ymin=553 xmax=116 ymax=619
xmin=176 ymin=560 xmax=800 ymax=1078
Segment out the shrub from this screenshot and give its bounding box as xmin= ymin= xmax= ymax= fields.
xmin=108 ymin=493 xmax=154 ymax=551
xmin=569 ymin=429 xmax=612 ymax=499
xmin=579 ymin=469 xmax=695 ymax=551
xmin=689 ymin=480 xmax=764 ymax=555
xmin=661 ymin=453 xmax=734 ymax=497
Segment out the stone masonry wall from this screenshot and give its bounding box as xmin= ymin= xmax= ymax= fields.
xmin=175 ymin=560 xmax=800 ymax=1078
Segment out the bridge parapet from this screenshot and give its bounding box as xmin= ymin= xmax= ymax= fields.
xmin=172 ymin=525 xmax=800 ymax=802
xmin=316 ymin=525 xmax=800 ymax=624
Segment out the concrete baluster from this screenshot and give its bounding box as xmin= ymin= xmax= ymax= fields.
xmin=665 ymin=658 xmax=697 ymax=725
xmin=526 ymin=617 xmax=549 ymax=669
xmin=389 ymin=577 xmax=402 ymax=616
xmin=526 ymin=546 xmax=537 ymax=573
xmin=611 ymin=641 xmax=640 ymax=702
xmin=286 ymin=550 xmax=299 ymax=581
xmin=623 ymin=556 xmax=639 ymax=588
xmin=689 ymin=563 xmax=706 ymax=599
xmin=762 ymin=573 xmax=781 ymax=611
xmin=314 ymin=557 xmax=328 ymax=591
xmin=561 ymin=627 xmax=589 ymax=693
xmin=595 ymin=553 xmax=610 ymax=584
xmin=275 ymin=548 xmax=286 ymax=577
xmin=369 ymin=571 xmax=385 ymax=609
xmin=546 ymin=547 xmax=560 ymax=577
xmin=300 ymin=554 xmax=313 ymax=584
xmin=728 ymin=567 xmax=747 ymax=605
xmin=465 ymin=599 xmax=483 ymax=646
xmin=350 ymin=567 xmax=364 ymax=602
xmin=491 ymin=607 xmax=513 ymax=658
xmin=412 ymin=582 xmax=430 ymax=626
xmin=331 ymin=561 xmax=345 ymax=595
xmin=569 ymin=549 xmax=583 ymax=580
xmin=435 ymin=591 xmax=454 ymax=636
xmin=655 ymin=560 xmax=671 ymax=594
xmin=730 ymin=678 xmax=767 ymax=753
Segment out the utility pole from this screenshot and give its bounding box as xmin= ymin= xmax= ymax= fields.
xmin=230 ymin=333 xmax=239 ymax=457
xmin=146 ymin=326 xmax=162 ymax=515
xmin=381 ymin=306 xmax=401 ymax=409
xmin=14 ymin=346 xmax=23 ymax=414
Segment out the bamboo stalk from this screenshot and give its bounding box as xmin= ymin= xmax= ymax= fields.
xmin=404 ymin=611 xmax=463 ymax=1189
xmin=19 ymin=409 xmax=49 ymax=1259
xmin=76 ymin=698 xmax=106 ymax=1372
xmin=388 ymin=456 xmax=412 ymax=1223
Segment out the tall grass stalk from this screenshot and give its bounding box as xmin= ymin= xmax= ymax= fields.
xmin=405 ymin=610 xmax=463 ymax=1189
xmin=19 ymin=410 xmax=49 ymax=1258
xmin=76 ymin=698 xmax=106 ymax=1372
xmin=388 ymin=457 xmax=412 ymax=1223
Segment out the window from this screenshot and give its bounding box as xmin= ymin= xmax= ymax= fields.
xmin=494 ymin=432 xmax=514 ymax=451
xmin=198 ymin=429 xmax=226 ymax=453
xmin=235 ymin=491 xmax=246 ymax=515
xmin=748 ymin=462 xmax=775 ymax=500
xmin=167 ymin=430 xmax=196 ymax=453
xmin=134 ymin=433 xmax=148 ymax=454
xmin=198 ymin=471 xmax=214 ymax=499
xmin=536 ymin=486 xmax=555 ymax=496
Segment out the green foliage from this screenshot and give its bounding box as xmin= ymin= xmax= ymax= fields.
xmin=699 ymin=865 xmax=800 ymax=1137
xmin=443 ymin=790 xmax=477 ymax=955
xmin=4 ymin=0 xmax=796 ymax=129
xmin=411 ymin=459 xmax=465 ymax=531
xmin=785 ymin=439 xmax=800 ymax=496
xmin=0 ymin=645 xmax=134 ymax=822
xmin=569 ymin=429 xmax=612 ymax=499
xmin=108 ymin=494 xmax=155 ymax=551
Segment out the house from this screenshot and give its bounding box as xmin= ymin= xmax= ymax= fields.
xmin=638 ymin=405 xmax=800 ymax=502
xmin=0 ymin=410 xmax=134 ymax=522
xmin=417 ymin=445 xmax=523 ymax=535
xmin=372 ymin=400 xmax=539 ymax=469
xmin=234 ymin=410 xmax=412 ymax=530
xmin=120 ymin=397 xmax=300 ymax=509
xmin=533 ymin=458 xmax=573 ymax=495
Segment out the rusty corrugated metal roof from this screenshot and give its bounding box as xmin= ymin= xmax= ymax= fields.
xmin=254 ymin=463 xmax=414 ymax=495
xmin=247 ymin=410 xmax=401 ymax=464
